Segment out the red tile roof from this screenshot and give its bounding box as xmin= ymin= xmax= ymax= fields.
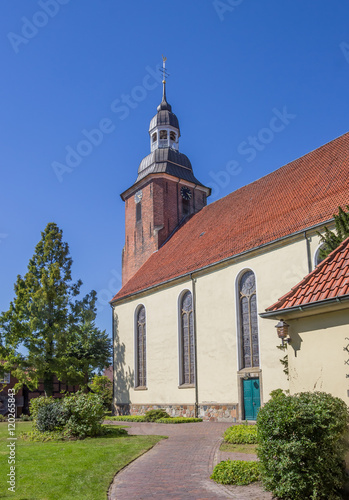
xmin=112 ymin=132 xmax=349 ymax=303
xmin=266 ymin=236 xmax=349 ymax=312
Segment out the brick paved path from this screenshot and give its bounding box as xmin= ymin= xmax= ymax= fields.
xmin=108 ymin=421 xmax=272 ymax=500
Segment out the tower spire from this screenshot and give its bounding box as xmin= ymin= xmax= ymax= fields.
xmin=162 ymin=54 xmax=167 ymax=103
xmin=157 ymin=55 xmax=171 ymax=112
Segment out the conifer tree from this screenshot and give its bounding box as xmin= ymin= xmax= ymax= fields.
xmin=0 ymin=223 xmax=111 ymax=396
xmin=317 ymin=205 xmax=349 ymax=259
xmin=60 ymin=290 xmax=112 ymax=391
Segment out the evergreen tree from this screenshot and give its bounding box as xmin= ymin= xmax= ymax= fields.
xmin=0 ymin=223 xmax=111 ymax=396
xmin=317 ymin=205 xmax=349 ymax=259
xmin=61 ymin=290 xmax=112 ymax=391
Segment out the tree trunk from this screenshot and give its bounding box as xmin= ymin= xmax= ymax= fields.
xmin=44 ymin=374 xmax=54 ymax=397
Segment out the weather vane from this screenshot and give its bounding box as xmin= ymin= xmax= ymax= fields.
xmin=161 ymin=54 xmax=169 ymax=83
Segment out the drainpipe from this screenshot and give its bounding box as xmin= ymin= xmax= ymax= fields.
xmin=111 ymin=305 xmax=115 ymax=415
xmin=190 ymin=274 xmax=199 ymax=418
xmin=304 ymin=231 xmax=312 ymax=274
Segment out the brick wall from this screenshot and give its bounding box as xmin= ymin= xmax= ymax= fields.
xmin=122 ymin=176 xmax=207 ymax=285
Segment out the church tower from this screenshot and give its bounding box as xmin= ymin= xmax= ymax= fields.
xmin=121 ymin=58 xmax=211 ymax=285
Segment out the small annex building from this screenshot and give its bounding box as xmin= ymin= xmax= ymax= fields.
xmin=261 ymin=236 xmax=349 ymax=402
xmin=110 ymin=77 xmax=349 ymax=421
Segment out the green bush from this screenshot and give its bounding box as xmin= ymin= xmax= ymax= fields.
xmin=63 ymin=392 xmax=105 ymax=438
xmin=257 ymin=391 xmax=349 ymax=500
xmin=0 ymin=414 xmax=6 ymax=422
xmin=107 ymin=415 xmax=146 ymax=422
xmin=156 ymin=417 xmax=202 ymax=424
xmin=144 ymin=409 xmax=170 ymax=421
xmin=224 ymin=424 xmax=258 ymax=444
xmin=89 ymin=375 xmax=113 ymax=410
xmin=30 ymin=392 xmax=105 ymax=439
xmin=211 ymin=460 xmax=260 ymax=485
xmin=20 ymin=414 xmax=33 ymax=421
xmin=34 ymin=399 xmax=68 ymax=432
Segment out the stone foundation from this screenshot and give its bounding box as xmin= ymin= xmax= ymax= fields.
xmin=114 ymin=403 xmax=238 ymax=422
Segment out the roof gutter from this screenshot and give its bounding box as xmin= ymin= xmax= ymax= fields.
xmin=110 ymin=218 xmax=334 ymax=305
xmin=260 ymin=294 xmax=349 ymax=319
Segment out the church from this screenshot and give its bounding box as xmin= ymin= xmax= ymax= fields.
xmin=110 ymin=70 xmax=349 ymax=421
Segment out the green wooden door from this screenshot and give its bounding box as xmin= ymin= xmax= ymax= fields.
xmin=243 ymin=378 xmax=260 ymax=420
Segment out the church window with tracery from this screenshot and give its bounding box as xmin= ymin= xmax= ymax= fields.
xmin=180 ymin=291 xmax=195 ymax=385
xmin=135 ymin=306 xmax=146 ymax=387
xmin=238 ymin=271 xmax=259 ymax=369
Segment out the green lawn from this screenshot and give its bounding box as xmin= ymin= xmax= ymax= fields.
xmin=0 ymin=422 xmax=164 ymax=499
xmin=219 ymin=442 xmax=258 ymax=454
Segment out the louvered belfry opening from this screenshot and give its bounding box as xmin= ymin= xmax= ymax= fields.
xmin=181 ymin=291 xmax=195 ymax=385
xmin=136 ymin=306 xmax=146 ymax=387
xmin=239 ymin=271 xmax=260 ymax=368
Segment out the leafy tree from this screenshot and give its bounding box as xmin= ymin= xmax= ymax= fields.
xmin=89 ymin=375 xmax=113 ymax=410
xmin=61 ymin=291 xmax=112 ymax=391
xmin=0 ymin=223 xmax=111 ymax=396
xmin=317 ymin=205 xmax=349 ymax=259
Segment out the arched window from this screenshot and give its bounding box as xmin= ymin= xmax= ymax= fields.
xmin=160 ymin=130 xmax=167 ymax=139
xmin=180 ymin=291 xmax=195 ymax=385
xmin=135 ymin=306 xmax=146 ymax=387
xmin=170 ymin=131 xmax=176 ymax=141
xmin=238 ymin=271 xmax=259 ymax=369
xmin=136 ymin=202 xmax=142 ymax=223
xmin=314 ymin=243 xmax=328 ymax=267
xmin=152 ymin=132 xmax=157 ymax=143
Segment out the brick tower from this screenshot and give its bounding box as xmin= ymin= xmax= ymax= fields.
xmin=121 ymin=59 xmax=211 ymax=285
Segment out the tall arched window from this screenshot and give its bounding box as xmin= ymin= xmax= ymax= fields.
xmin=238 ymin=271 xmax=259 ymax=369
xmin=135 ymin=306 xmax=146 ymax=387
xmin=180 ymin=291 xmax=195 ymax=385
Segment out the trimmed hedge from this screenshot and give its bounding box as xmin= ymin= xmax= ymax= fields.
xmin=156 ymin=417 xmax=202 ymax=424
xmin=224 ymin=424 xmax=258 ymax=444
xmin=144 ymin=409 xmax=170 ymax=421
xmin=107 ymin=415 xmax=202 ymax=424
xmin=257 ymin=391 xmax=349 ymax=500
xmin=211 ymin=460 xmax=260 ymax=485
xmin=107 ymin=415 xmax=146 ymax=422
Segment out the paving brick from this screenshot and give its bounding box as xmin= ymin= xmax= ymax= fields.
xmin=108 ymin=421 xmax=272 ymax=500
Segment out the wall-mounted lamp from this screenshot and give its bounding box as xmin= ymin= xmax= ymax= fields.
xmin=243 ymin=373 xmax=251 ymax=380
xmin=275 ymin=319 xmax=291 ymax=346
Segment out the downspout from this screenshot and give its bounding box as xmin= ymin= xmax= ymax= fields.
xmin=190 ymin=274 xmax=199 ymax=418
xmin=111 ymin=305 xmax=115 ymax=415
xmin=304 ymin=231 xmax=312 ymax=273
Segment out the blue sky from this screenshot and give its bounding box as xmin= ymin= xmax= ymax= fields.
xmin=1 ymin=0 xmax=349 ymax=337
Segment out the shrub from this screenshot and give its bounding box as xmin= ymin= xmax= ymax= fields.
xmin=89 ymin=375 xmax=113 ymax=410
xmin=30 ymin=392 xmax=105 ymax=439
xmin=224 ymin=424 xmax=258 ymax=444
xmin=257 ymin=391 xmax=349 ymax=500
xmin=34 ymin=399 xmax=68 ymax=433
xmin=107 ymin=415 xmax=146 ymax=422
xmin=156 ymin=417 xmax=202 ymax=424
xmin=20 ymin=414 xmax=33 ymax=421
xmin=0 ymin=414 xmax=6 ymax=422
xmin=144 ymin=409 xmax=170 ymax=422
xmin=211 ymin=460 xmax=260 ymax=485
xmin=63 ymin=392 xmax=105 ymax=438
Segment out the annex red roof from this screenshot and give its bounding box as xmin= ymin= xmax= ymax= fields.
xmin=112 ymin=132 xmax=349 ymax=303
xmin=266 ymin=236 xmax=349 ymax=312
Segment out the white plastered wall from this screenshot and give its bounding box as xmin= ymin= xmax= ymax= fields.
xmin=287 ymin=309 xmax=349 ymax=402
xmin=113 ymin=231 xmax=325 ymax=408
